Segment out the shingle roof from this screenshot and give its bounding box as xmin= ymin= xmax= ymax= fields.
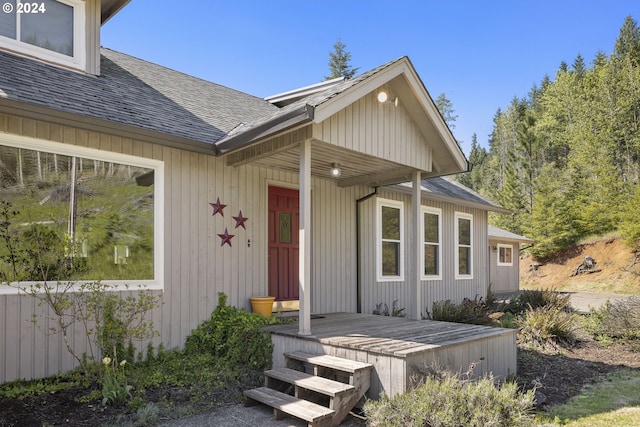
xmin=488 ymin=225 xmax=534 ymax=243
xmin=217 ymin=57 xmax=406 ymax=148
xmin=421 ymin=176 xmax=508 ymax=212
xmin=0 ymin=48 xmax=278 ymax=145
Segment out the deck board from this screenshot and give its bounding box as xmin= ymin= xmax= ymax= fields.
xmin=268 ymin=313 xmax=517 ymax=399
xmin=268 ymin=313 xmax=513 ymax=358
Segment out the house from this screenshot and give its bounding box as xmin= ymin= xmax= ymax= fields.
xmin=0 ymin=0 xmax=514 ymax=385
xmin=488 ymin=225 xmax=534 ymax=294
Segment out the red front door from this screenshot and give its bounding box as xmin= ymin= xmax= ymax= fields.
xmin=268 ymin=186 xmax=299 ymax=301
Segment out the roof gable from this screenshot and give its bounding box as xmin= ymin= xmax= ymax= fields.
xmin=217 ymin=57 xmax=467 ymax=177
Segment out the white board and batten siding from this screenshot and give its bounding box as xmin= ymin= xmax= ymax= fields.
xmin=488 ymin=239 xmax=520 ymax=294
xmin=0 ymin=113 xmax=367 ymax=383
xmin=359 ymin=188 xmax=490 ymax=320
xmin=312 ymin=90 xmax=433 ymax=172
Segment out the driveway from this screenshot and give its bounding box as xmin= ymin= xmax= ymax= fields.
xmin=562 ymin=291 xmax=635 ymax=313
xmin=495 ymin=290 xmax=635 ymax=313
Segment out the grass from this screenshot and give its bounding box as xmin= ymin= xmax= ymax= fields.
xmin=540 ymin=369 xmax=640 ymax=426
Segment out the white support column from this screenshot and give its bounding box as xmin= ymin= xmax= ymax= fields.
xmin=411 ymin=171 xmax=422 ymax=320
xmin=299 ymin=139 xmax=312 ymax=335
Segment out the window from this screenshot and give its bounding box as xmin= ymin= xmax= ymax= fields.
xmin=497 ymin=244 xmax=513 ymax=266
xmin=0 ymin=133 xmax=164 ymax=290
xmin=421 ymin=207 xmax=441 ymax=279
xmin=377 ymin=198 xmax=403 ymax=281
xmin=455 ymin=212 xmax=473 ymax=279
xmin=0 ymin=0 xmax=85 ymax=69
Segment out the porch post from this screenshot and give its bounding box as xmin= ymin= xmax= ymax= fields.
xmin=411 ymin=171 xmax=422 ymax=320
xmin=299 ymin=139 xmax=312 ymax=335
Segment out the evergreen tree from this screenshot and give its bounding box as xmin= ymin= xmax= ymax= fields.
xmin=475 ymin=16 xmax=640 ymax=256
xmin=326 ymin=38 xmax=359 ymax=80
xmin=614 ymin=16 xmax=640 ymax=64
xmin=593 ymin=51 xmax=608 ymax=69
xmin=434 ymin=93 xmax=458 ymax=129
xmin=457 ymin=134 xmax=487 ymax=191
xmin=573 ymin=53 xmax=586 ymax=78
xmin=528 ymin=164 xmax=575 ymax=258
xmin=558 ymin=61 xmax=569 ymax=73
xmin=620 ymin=183 xmax=640 ymax=250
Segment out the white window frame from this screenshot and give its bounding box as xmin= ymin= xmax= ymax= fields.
xmin=421 ymin=206 xmax=441 ymax=280
xmin=454 ymin=211 xmax=473 ymax=280
xmin=376 ymin=198 xmax=404 ymax=282
xmin=497 ymin=243 xmax=514 ymax=266
xmin=0 ymin=0 xmax=86 ymax=71
xmin=0 ymin=133 xmax=165 ymax=294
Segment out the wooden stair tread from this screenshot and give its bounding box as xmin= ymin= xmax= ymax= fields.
xmin=285 ymin=351 xmax=373 ymax=374
xmin=244 ymin=387 xmax=334 ymax=422
xmin=265 ymin=368 xmax=354 ymax=396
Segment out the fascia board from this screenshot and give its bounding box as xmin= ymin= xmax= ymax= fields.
xmin=312 ymin=61 xmax=408 ymax=123
xmin=0 ymin=98 xmax=217 ymax=155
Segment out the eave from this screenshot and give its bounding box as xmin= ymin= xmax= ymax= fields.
xmin=101 ymin=0 xmax=132 ymax=24
xmin=0 ymin=98 xmax=217 ymax=155
xmin=217 ymin=57 xmax=469 ymax=188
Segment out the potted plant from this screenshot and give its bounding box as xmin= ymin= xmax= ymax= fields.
xmin=250 ymin=296 xmax=275 ymax=317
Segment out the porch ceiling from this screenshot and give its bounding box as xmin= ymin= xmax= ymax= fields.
xmin=226 ymin=138 xmax=422 ymax=188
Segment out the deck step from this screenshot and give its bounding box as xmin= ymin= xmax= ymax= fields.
xmin=265 ymin=368 xmax=354 ymax=397
xmin=285 ymin=351 xmax=373 ymax=374
xmin=244 ymin=386 xmax=334 ymax=424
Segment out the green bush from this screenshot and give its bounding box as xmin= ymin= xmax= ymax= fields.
xmin=517 ymin=305 xmax=578 ymax=346
xmin=497 ymin=311 xmax=519 ymax=329
xmin=184 ymin=293 xmax=274 ymax=374
xmin=426 ymin=294 xmax=495 ymax=325
xmin=587 ymin=296 xmax=640 ymax=342
xmin=503 ymin=288 xmax=572 ymax=315
xmin=373 ymin=300 xmax=406 ymax=317
xmin=364 ymin=372 xmax=535 ymax=427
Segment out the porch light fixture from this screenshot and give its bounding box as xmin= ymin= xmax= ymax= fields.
xmin=330 ymin=163 xmax=341 ymax=177
xmin=377 ymin=91 xmax=399 ymax=106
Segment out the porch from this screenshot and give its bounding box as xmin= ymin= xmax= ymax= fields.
xmin=267 ymin=312 xmax=517 ymax=400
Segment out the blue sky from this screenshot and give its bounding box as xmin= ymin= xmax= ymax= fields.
xmin=102 ymin=1 xmax=638 ymax=153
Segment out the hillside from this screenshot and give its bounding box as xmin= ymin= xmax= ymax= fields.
xmin=520 ymin=236 xmax=640 ymax=295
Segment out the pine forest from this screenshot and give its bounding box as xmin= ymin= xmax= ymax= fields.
xmin=459 ymin=16 xmax=640 ymax=259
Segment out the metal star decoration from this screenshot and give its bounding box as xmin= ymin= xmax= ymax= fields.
xmin=233 ymin=210 xmax=249 ymax=229
xmin=209 ymin=197 xmax=227 ymax=217
xmin=218 ymin=227 xmax=234 ymax=247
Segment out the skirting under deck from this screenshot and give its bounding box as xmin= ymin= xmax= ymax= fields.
xmin=268 ymin=312 xmax=517 ymax=399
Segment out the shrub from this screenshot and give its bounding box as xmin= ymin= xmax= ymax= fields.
xmin=373 ymin=300 xmax=406 ymax=317
xmin=517 ymin=305 xmax=578 ymax=346
xmin=184 ymin=293 xmax=274 ymax=374
xmin=426 ymin=294 xmax=494 ymax=325
xmin=503 ymin=288 xmax=572 ymax=315
xmin=588 ymin=296 xmax=640 ymax=342
xmin=364 ymin=371 xmax=535 ymax=427
xmin=497 ymin=311 xmax=519 ymax=329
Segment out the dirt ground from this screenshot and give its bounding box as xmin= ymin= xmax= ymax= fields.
xmin=517 ymin=330 xmax=640 ymax=410
xmin=520 ymin=236 xmax=640 ymax=294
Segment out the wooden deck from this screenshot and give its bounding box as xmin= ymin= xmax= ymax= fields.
xmin=267 ymin=313 xmax=517 ymax=399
